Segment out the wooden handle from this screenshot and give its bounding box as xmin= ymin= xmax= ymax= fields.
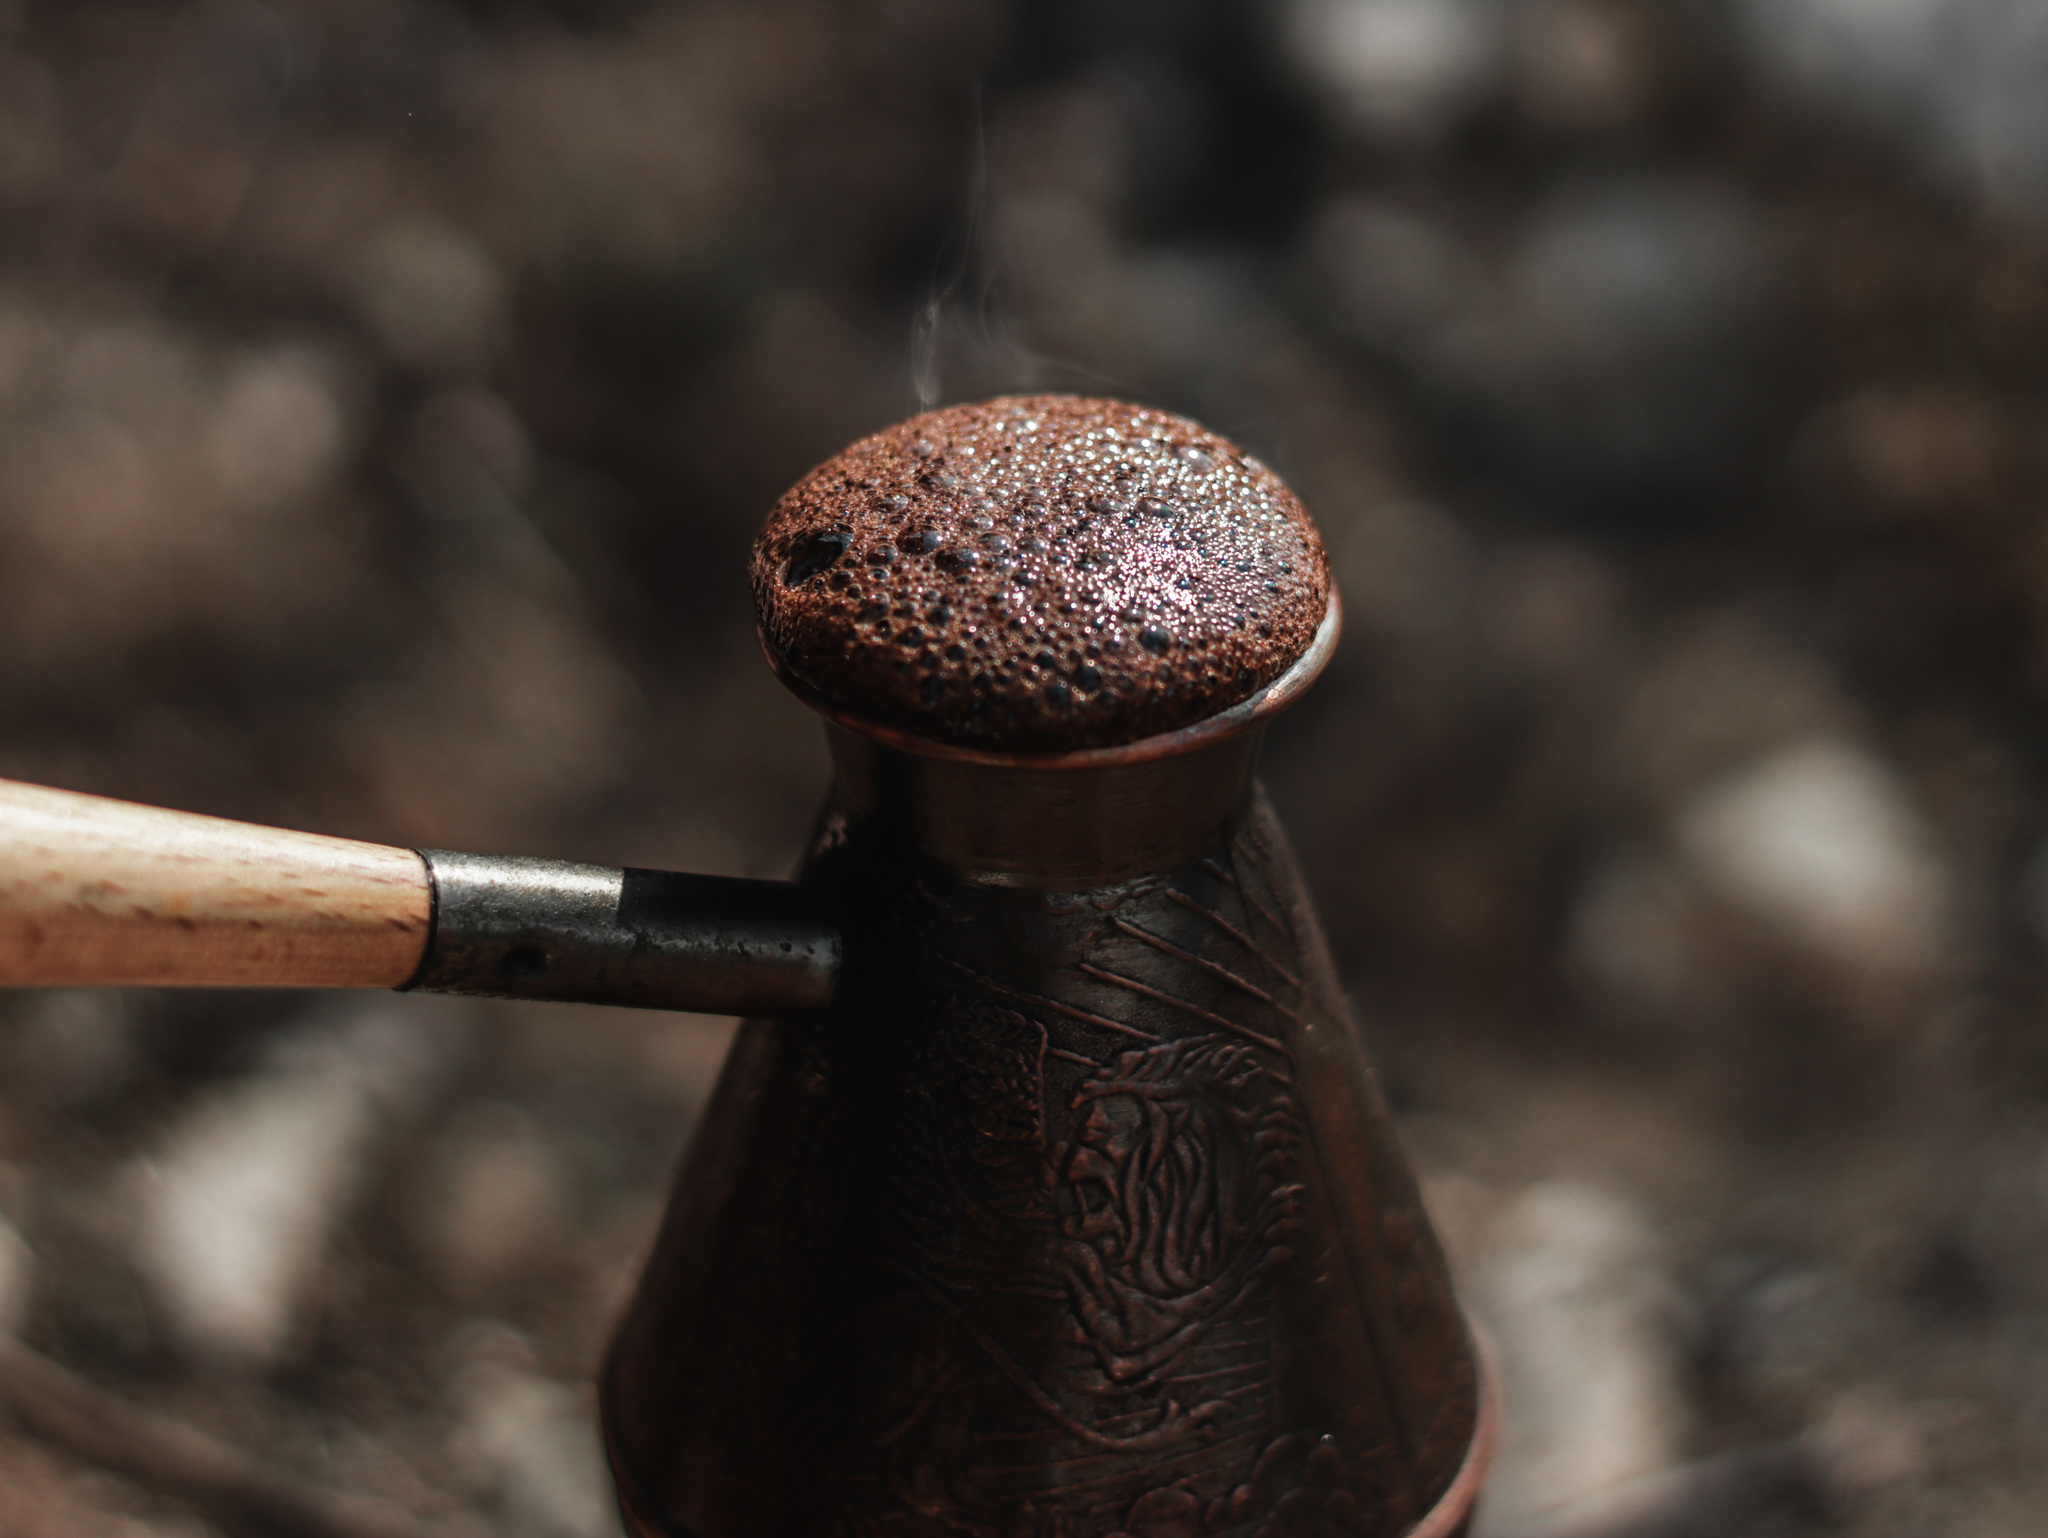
xmin=0 ymin=779 xmax=431 ymax=989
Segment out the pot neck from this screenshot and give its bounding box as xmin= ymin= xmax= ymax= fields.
xmin=824 ymin=723 xmax=1264 ymax=888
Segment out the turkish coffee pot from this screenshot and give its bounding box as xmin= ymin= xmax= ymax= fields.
xmin=0 ymin=397 xmax=1493 ymax=1538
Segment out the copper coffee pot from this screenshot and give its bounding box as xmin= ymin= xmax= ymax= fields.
xmin=0 ymin=397 xmax=1493 ymax=1538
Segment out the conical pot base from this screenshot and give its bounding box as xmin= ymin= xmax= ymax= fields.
xmin=603 ymin=782 xmax=1491 ymax=1538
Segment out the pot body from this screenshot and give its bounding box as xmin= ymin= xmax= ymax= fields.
xmin=603 ymin=734 xmax=1487 ymax=1538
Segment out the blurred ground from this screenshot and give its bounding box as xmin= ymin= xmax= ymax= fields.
xmin=2 ymin=0 xmax=2047 ymax=1533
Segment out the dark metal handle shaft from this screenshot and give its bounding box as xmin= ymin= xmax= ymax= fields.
xmin=403 ymin=851 xmax=841 ymax=1016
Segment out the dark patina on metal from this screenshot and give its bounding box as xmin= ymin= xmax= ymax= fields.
xmin=404 ymin=851 xmax=840 ymax=1017
xmin=601 ymin=395 xmax=1494 ymax=1538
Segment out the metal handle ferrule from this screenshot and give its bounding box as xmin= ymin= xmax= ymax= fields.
xmin=404 ymin=851 xmax=840 ymax=1017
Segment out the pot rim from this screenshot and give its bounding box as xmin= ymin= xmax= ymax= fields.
xmin=762 ymin=591 xmax=1342 ymax=770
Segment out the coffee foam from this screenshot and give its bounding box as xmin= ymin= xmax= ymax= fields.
xmin=751 ymin=395 xmax=1331 ymax=753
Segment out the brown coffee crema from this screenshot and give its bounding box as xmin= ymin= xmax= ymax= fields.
xmin=751 ymin=395 xmax=1331 ymax=753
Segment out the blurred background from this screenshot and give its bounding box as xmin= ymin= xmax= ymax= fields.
xmin=0 ymin=0 xmax=2046 ymax=1533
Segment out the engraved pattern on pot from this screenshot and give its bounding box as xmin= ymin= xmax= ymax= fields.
xmin=809 ymin=844 xmax=1388 ymax=1538
xmin=849 ymin=1005 xmax=1317 ymax=1533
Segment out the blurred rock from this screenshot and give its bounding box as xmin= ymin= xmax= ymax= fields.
xmin=1568 ymin=857 xmax=1708 ymax=1020
xmin=1483 ymin=541 xmax=1619 ymax=677
xmin=1311 ymin=174 xmax=1776 ymax=521
xmin=0 ymin=1434 xmax=225 ymax=1538
xmin=0 ymin=50 xmax=63 ymax=201
xmin=1329 ymin=496 xmax=1477 ymax=645
xmin=1677 ymin=738 xmax=1952 ymax=985
xmin=1283 ymin=0 xmax=1505 ymax=136
xmin=0 ymin=299 xmax=362 ymax=684
xmin=1704 ymin=1254 xmax=1868 ymax=1410
xmin=1508 ymin=0 xmax=1665 ymax=134
xmin=1507 ymin=186 xmax=1767 ymax=373
xmin=1511 ymin=1442 xmax=1832 ymax=1538
xmin=1740 ymin=0 xmax=2048 ymax=213
xmin=410 ymin=1103 xmax=567 ymax=1300
xmin=8 ymin=990 xmax=136 ymax=1110
xmin=1468 ymin=1182 xmax=1688 ymax=1536
xmin=343 ymin=221 xmax=506 ymax=375
xmin=1484 ymin=182 xmax=1774 ymax=514
xmin=204 ymin=350 xmax=349 ymax=516
xmin=0 ymin=1209 xmax=32 ymax=1339
xmin=1810 ymin=1389 xmax=1928 ymax=1498
xmin=1614 ymin=616 xmax=1851 ymax=812
xmin=129 ymin=1001 xmax=461 ymax=1368
xmin=1309 ymin=197 xmax=1486 ymax=353
xmin=1792 ymin=381 xmax=2025 ymax=526
xmin=447 ymin=1321 xmax=620 ymax=1538
xmin=342 ymin=573 xmax=630 ymax=849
